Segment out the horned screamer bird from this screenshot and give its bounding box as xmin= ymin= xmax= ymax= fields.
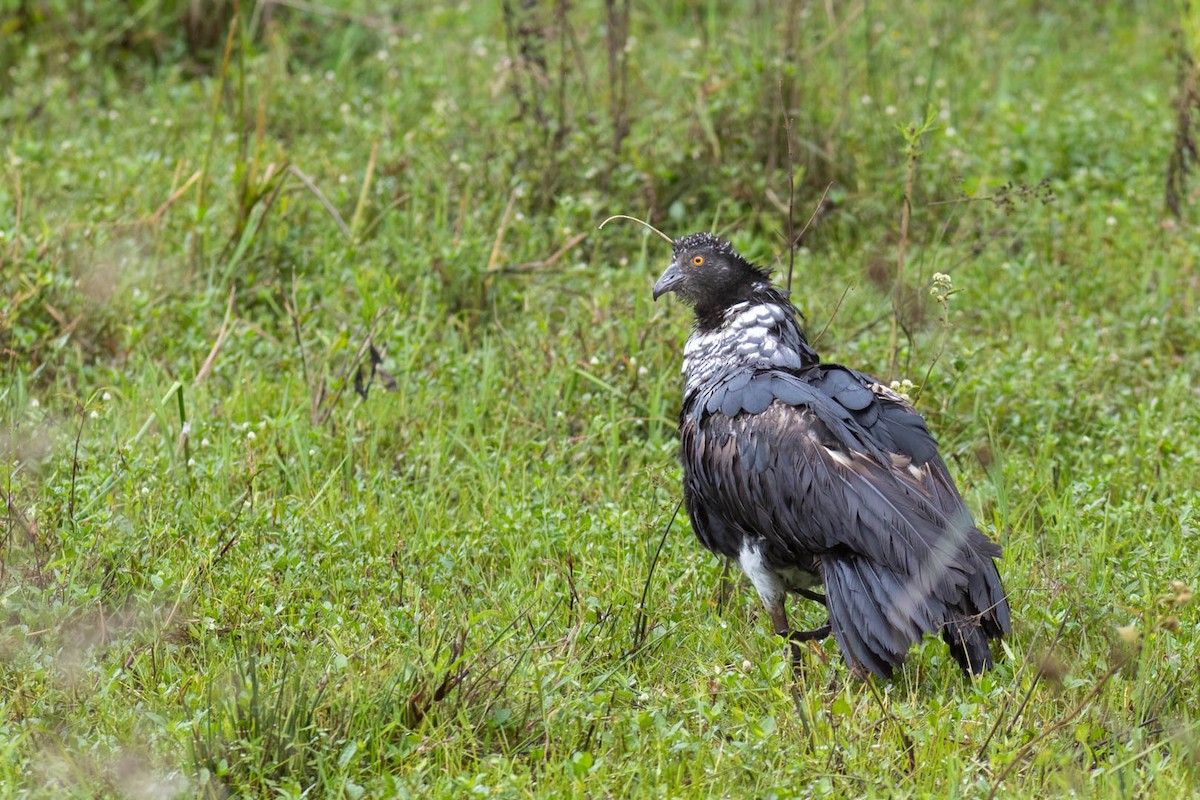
xmin=653 ymin=232 xmax=1011 ymax=678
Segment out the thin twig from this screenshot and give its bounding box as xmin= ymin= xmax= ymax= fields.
xmin=1005 ymin=607 xmax=1073 ymax=736
xmin=314 ymin=310 xmax=386 ymax=426
xmin=811 ymin=281 xmax=854 ymax=347
xmin=148 ymin=169 xmax=203 ymax=227
xmin=4 ymin=488 xmax=35 ymax=542
xmin=195 ymin=287 xmax=237 ymax=385
xmin=598 ymin=214 xmax=673 ymax=243
xmin=986 ymin=659 xmax=1126 ymax=800
xmin=494 ymin=232 xmax=588 ymax=273
xmin=979 ymin=623 xmax=1046 ymax=762
xmin=350 ymin=141 xmax=379 ymax=240
xmin=288 ymin=165 xmax=350 ymax=238
xmin=793 ymin=182 xmax=834 ymax=250
xmin=285 ymin=270 xmax=311 ymax=396
xmin=10 ymin=160 xmax=22 ymax=236
xmin=891 ymin=146 xmax=917 ymax=379
xmin=631 ymin=497 xmax=684 ymax=652
xmin=976 ymin=605 xmax=1071 ymax=760
xmin=780 ymin=78 xmax=797 ymax=293
xmin=487 ymin=190 xmax=519 ymax=272
xmin=865 ymin=679 xmax=916 ymax=775
xmin=68 ymin=406 xmax=86 ymax=532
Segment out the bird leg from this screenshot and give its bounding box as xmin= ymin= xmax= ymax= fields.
xmin=768 ymin=603 xmax=831 ymax=669
xmin=768 ymin=603 xmax=791 ymax=638
xmin=769 ymin=603 xmax=805 ymax=669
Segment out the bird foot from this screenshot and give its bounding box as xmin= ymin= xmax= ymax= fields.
xmin=782 ymin=622 xmax=832 ymax=672
xmin=796 ymin=588 xmax=827 ymax=606
xmin=787 ymin=622 xmax=831 ymax=642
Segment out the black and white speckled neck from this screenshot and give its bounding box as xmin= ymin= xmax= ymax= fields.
xmin=682 ymin=297 xmax=817 ymax=397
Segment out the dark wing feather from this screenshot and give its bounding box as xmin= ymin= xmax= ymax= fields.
xmin=682 ymin=366 xmax=1010 ymax=676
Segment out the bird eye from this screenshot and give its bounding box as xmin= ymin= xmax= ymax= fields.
xmin=691 ymin=255 xmax=705 ymax=266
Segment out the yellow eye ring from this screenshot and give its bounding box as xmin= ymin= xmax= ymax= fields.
xmin=691 ymin=255 xmax=705 ymax=266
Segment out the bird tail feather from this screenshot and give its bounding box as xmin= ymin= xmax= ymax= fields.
xmin=822 ymin=555 xmax=924 ymax=679
xmin=823 ymin=554 xmax=999 ymax=678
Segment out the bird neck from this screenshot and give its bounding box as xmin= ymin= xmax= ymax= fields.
xmin=682 ymin=294 xmax=819 ymax=396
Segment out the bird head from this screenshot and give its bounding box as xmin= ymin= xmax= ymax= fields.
xmin=652 ymin=233 xmax=772 ymax=311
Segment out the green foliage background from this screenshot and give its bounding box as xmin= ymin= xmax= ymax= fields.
xmin=1 ymin=1 xmax=1197 ymax=797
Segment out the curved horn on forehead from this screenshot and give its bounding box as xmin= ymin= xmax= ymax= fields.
xmin=598 ymin=215 xmax=673 ymax=244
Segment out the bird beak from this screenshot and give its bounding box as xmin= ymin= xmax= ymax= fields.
xmin=652 ymin=261 xmax=684 ymax=301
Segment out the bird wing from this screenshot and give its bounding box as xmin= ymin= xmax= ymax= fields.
xmin=686 ymin=368 xmax=961 ymax=555
xmin=681 ymin=366 xmax=1009 ymax=673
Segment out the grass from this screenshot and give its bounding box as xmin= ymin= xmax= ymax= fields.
xmin=1 ymin=1 xmax=1198 ymax=797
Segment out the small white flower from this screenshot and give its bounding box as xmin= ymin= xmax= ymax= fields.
xmin=247 ymin=431 xmax=257 ymax=441
xmin=890 ymin=379 xmax=916 ymax=401
xmin=885 ymin=105 xmax=897 ymax=116
xmin=309 ymin=448 xmax=317 ymax=456
xmin=945 ymin=126 xmax=957 ymax=138
xmin=89 ymin=410 xmax=99 ymax=419
xmin=201 ymin=438 xmax=210 ymax=447
xmin=188 ymin=458 xmax=196 ymax=466
xmin=860 ymin=94 xmax=872 ymax=106
xmin=1106 ymin=216 xmax=1117 ymax=226
xmin=102 ymin=392 xmax=112 ymax=401
xmin=29 ymin=399 xmax=39 ymax=408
